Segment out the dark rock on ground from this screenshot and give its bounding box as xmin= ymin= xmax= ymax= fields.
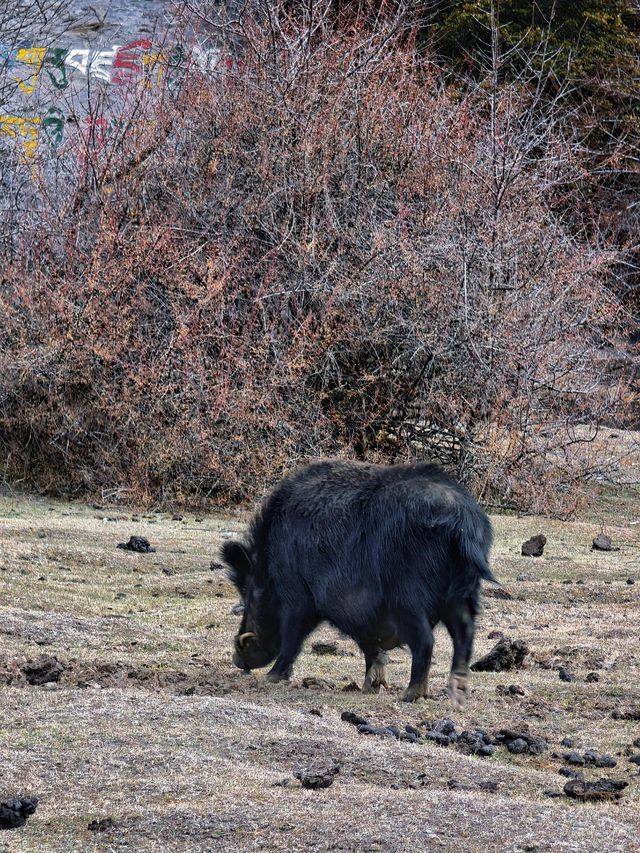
xmin=495 ymin=729 xmax=548 ymax=755
xmin=563 ymin=778 xmax=628 ymax=802
xmin=294 ymin=759 xmax=340 ymax=789
xmin=521 ymin=534 xmax=547 ymax=557
xmin=424 ymin=730 xmax=452 ymax=747
xmin=564 ymin=751 xmax=585 ymax=766
xmin=507 ymin=738 xmax=529 ymax=755
xmin=585 ymin=672 xmax=600 ymax=683
xmin=592 ymin=533 xmax=620 ymax=552
xmin=627 ymin=578 xmax=635 ymax=584
xmin=311 ymin=641 xmax=338 ymax=656
xmin=496 ymin=684 xmax=526 ymax=696
xmin=627 ymin=754 xmax=640 ymax=765
xmin=161 ymin=567 xmax=176 ymax=576
xmin=209 ymin=561 xmax=225 ymax=571
xmin=0 ymin=797 xmax=38 ymax=830
xmin=487 ymin=630 xmax=505 ymax=640
xmin=117 ymin=536 xmax=156 ymax=553
xmin=559 ymin=766 xmax=584 ymax=779
xmin=358 ymin=724 xmax=398 ymax=738
xmin=457 ymin=730 xmax=495 ymax=757
xmin=612 ymin=707 xmax=640 ymax=721
xmin=340 ymin=681 xmax=361 ymax=692
xmin=583 ymin=749 xmax=617 ymax=768
xmin=560 ymin=737 xmax=575 ymax=748
xmin=633 ymin=737 xmax=640 ymax=748
xmin=341 ymin=711 xmax=369 ymax=727
xmin=88 ymin=817 xmax=117 ymax=832
xmin=471 ymin=638 xmax=528 ymax=672
xmin=433 ymin=719 xmax=457 ymax=736
xmin=22 ymin=655 xmax=65 ymax=686
xmin=544 ymin=790 xmax=563 ymax=798
xmin=558 ymin=666 xmax=576 ymax=682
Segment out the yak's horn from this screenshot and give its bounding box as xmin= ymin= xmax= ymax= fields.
xmin=238 ymin=632 xmax=256 ymax=648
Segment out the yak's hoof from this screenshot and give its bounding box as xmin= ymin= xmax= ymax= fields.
xmin=447 ymin=673 xmax=468 ymax=709
xmin=400 ymin=683 xmax=428 ymax=703
xmin=265 ymin=672 xmax=289 ymax=684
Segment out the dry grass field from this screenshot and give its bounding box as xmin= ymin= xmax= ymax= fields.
xmin=0 ymin=480 xmax=639 ymax=852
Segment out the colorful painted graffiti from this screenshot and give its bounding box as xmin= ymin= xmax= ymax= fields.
xmin=0 ymin=39 xmax=226 ymax=162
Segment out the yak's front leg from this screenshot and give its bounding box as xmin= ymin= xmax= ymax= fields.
xmin=443 ymin=602 xmax=476 ymax=709
xmin=400 ymin=616 xmax=434 ymax=702
xmin=265 ymin=607 xmax=315 ymax=683
xmin=362 ymin=647 xmax=389 ymax=694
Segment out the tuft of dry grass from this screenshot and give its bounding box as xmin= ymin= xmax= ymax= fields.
xmin=0 ymin=489 xmax=638 ymax=851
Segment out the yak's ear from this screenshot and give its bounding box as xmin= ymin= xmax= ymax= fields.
xmin=221 ymin=540 xmax=254 ymax=595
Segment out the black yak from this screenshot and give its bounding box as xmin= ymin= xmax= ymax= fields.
xmin=222 ymin=460 xmax=495 ymax=706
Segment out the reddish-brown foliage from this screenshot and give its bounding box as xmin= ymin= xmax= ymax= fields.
xmin=0 ymin=2 xmax=635 ymax=512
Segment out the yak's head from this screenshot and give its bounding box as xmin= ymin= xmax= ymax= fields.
xmin=222 ymin=540 xmax=280 ymax=671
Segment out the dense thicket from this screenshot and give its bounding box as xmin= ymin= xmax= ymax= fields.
xmin=0 ymin=1 xmax=636 ymax=511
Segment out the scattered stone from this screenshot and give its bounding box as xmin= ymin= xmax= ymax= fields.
xmin=559 ymin=766 xmax=583 ymax=779
xmin=633 ymin=737 xmax=640 ymax=748
xmin=544 ymin=790 xmax=562 ymax=798
xmin=496 ymin=684 xmax=525 ymax=697
xmin=311 ymin=641 xmax=338 ymax=656
xmin=564 ymin=751 xmax=585 ymax=766
xmin=456 ymin=730 xmax=495 ymax=757
xmin=88 ymin=817 xmax=117 ymax=832
xmin=628 ymin=755 xmax=640 ymax=766
xmin=272 ymin=778 xmax=290 ymax=788
xmin=627 ymin=578 xmax=635 ymax=585
xmin=521 ymin=535 xmax=546 ymax=557
xmin=563 ymin=778 xmax=628 ymax=803
xmin=424 ymin=730 xmax=452 ymax=747
xmin=558 ymin=666 xmax=576 ymax=682
xmin=117 ymin=536 xmax=156 ymax=553
xmin=434 ymin=719 xmax=457 ymax=736
xmin=0 ymin=797 xmax=38 ymax=830
xmin=585 ymin=672 xmax=600 ymax=683
xmin=495 ymin=729 xmax=548 ymax=755
xmin=591 ymin=533 xmax=619 ymax=552
xmin=471 ymin=638 xmax=528 ymax=672
xmin=612 ymin=707 xmax=640 ymax=721
xmin=294 ymin=759 xmax=340 ymax=790
xmin=560 ymin=737 xmax=574 ymax=748
xmin=301 ymin=677 xmax=335 ymax=690
xmin=22 ymin=655 xmax=65 ymax=686
xmin=487 ymin=630 xmax=505 ymax=640
xmin=309 ymin=708 xmax=322 ymax=717
xmin=358 ymin=724 xmax=398 ymax=738
xmin=340 ymin=711 xmax=369 ymax=727
xmin=209 ymin=561 xmax=225 ymax=572
xmin=507 ymin=738 xmax=528 ymax=755
xmin=340 ymin=681 xmax=361 ymax=692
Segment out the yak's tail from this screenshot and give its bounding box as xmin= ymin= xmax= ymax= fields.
xmin=459 ymin=514 xmax=497 ymax=584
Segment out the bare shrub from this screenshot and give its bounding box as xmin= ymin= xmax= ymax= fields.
xmin=0 ymin=0 xmax=634 ymax=512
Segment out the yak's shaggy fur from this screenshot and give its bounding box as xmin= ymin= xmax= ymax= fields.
xmin=223 ymin=460 xmax=495 ymax=705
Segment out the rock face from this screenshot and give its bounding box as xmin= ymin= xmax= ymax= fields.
xmin=521 ymin=535 xmax=547 ymax=557
xmin=294 ymin=759 xmax=340 ymax=789
xmin=471 ymin=638 xmax=528 ymax=672
xmin=563 ymin=778 xmax=628 ymax=802
xmin=0 ymin=797 xmax=38 ymax=830
xmin=117 ymin=536 xmax=156 ymax=553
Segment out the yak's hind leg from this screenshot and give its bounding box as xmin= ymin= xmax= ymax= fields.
xmin=361 ymin=647 xmax=389 ymax=694
xmin=399 ymin=614 xmax=434 ymax=702
xmin=443 ymin=600 xmax=476 ymax=709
